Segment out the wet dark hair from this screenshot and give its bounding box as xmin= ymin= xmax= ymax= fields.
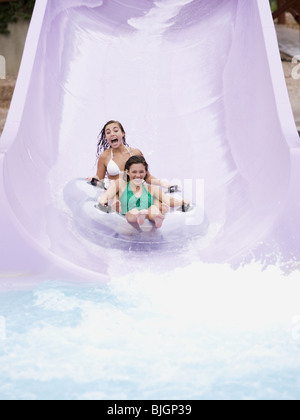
xmin=96 ymin=120 xmax=129 ymax=158
xmin=125 ymin=155 xmax=149 ymax=182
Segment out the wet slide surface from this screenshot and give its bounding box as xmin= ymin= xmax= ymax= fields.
xmin=1 ymin=0 xmax=300 ymax=278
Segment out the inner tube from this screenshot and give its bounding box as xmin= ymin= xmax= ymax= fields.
xmin=63 ymin=178 xmax=209 ymax=251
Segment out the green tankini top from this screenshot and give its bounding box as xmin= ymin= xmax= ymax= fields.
xmin=119 ymin=182 xmax=154 ymax=216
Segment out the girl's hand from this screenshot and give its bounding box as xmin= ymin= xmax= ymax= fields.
xmin=183 ymin=198 xmax=190 ymax=206
xmin=160 ymin=180 xmax=173 ymax=189
xmin=87 ymin=176 xmax=99 ymax=182
xmin=98 ymin=195 xmax=108 ymax=207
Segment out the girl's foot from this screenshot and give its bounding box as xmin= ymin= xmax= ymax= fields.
xmin=154 ymin=214 xmax=165 ymax=228
xmin=137 ymin=212 xmax=147 ymax=226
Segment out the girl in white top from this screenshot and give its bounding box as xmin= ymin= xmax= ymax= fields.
xmin=89 ymin=120 xmax=168 ymax=187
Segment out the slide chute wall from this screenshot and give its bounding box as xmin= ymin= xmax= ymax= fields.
xmin=1 ymin=0 xmax=299 ymax=278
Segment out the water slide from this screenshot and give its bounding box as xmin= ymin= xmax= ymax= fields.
xmin=1 ymin=0 xmax=300 ymax=282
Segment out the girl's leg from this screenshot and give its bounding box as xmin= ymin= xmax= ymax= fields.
xmin=126 ymin=209 xmax=148 ymax=226
xmin=154 ymin=198 xmax=169 ymax=215
xmin=148 ymin=205 xmax=165 ymax=228
xmin=111 ymin=200 xmax=121 ymax=213
xmin=160 ymin=203 xmax=169 ymax=215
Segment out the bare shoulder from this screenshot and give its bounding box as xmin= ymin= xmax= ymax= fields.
xmin=100 ymin=149 xmax=110 ymax=160
xmin=98 ymin=149 xmax=110 ymax=165
xmin=130 ymin=147 xmax=144 ymax=157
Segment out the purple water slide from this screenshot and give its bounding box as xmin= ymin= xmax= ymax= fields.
xmin=0 ymin=0 xmax=299 ymax=280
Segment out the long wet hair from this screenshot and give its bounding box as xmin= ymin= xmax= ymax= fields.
xmin=124 ymin=155 xmax=149 ymax=182
xmin=96 ymin=120 xmax=129 ymax=158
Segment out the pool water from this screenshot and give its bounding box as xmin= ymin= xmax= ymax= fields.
xmin=1 ymin=261 xmax=300 ymax=400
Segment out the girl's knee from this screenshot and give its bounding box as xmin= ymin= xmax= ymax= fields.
xmin=127 ymin=209 xmax=139 ymax=216
xmin=125 ymin=209 xmax=139 ymax=221
xmin=148 ymin=205 xmax=160 ymax=216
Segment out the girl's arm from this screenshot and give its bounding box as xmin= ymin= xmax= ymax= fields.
xmin=145 ymin=172 xmax=165 ymax=187
xmin=146 ymin=174 xmax=174 ymax=189
xmin=98 ymin=179 xmax=120 ymax=206
xmin=96 ymin=154 xmax=107 ymax=181
xmin=150 ymin=185 xmax=190 ymax=208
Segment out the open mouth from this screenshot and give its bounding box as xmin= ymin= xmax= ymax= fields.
xmin=133 ymin=178 xmax=143 ymax=185
xmin=111 ymin=139 xmax=119 ymax=145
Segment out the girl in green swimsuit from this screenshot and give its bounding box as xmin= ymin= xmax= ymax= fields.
xmin=98 ymin=156 xmax=189 ymax=229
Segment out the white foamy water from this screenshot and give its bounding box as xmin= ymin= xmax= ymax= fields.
xmin=0 ymin=261 xmax=300 ymax=400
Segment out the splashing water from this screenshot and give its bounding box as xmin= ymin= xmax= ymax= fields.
xmin=1 ymin=261 xmax=300 ymax=400
xmin=1 ymin=0 xmax=300 ymax=401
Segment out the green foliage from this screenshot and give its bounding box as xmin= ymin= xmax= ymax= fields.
xmin=0 ymin=0 xmax=35 ymax=35
xmin=270 ymin=0 xmax=278 ymax=13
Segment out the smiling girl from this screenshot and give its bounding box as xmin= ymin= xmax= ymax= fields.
xmin=98 ymin=156 xmax=189 ymax=229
